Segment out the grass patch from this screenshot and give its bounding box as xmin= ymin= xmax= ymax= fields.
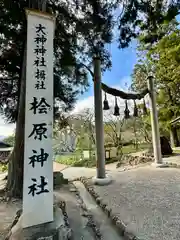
xmin=55 ymin=143 xmax=150 ymax=168
xmin=56 ymin=153 xmax=97 ymax=168
xmin=0 ymin=164 xmax=8 ymax=173
xmin=56 ymin=155 xmax=118 ymax=168
xmin=173 ymin=149 xmax=180 ymax=154
xmin=122 ymin=143 xmax=149 ymax=154
xmin=55 ymin=152 xmax=82 ymax=165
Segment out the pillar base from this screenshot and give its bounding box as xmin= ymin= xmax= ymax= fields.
xmin=151 ymin=162 xmax=168 ymax=168
xmin=92 ymin=175 xmax=112 ymax=186
xmin=8 ymin=206 xmax=71 ymax=240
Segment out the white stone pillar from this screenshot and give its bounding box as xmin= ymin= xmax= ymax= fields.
xmin=23 ymin=9 xmax=55 ymax=228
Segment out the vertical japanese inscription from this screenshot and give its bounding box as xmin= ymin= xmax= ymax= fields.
xmin=29 ymin=148 xmax=49 ymax=168
xmin=28 ymin=176 xmax=49 ymax=197
xmin=23 ymin=11 xmax=54 ymax=228
xmin=30 ymin=97 xmax=51 ymax=114
xmin=27 ymin=23 xmax=50 ymax=197
xmin=34 ymin=23 xmax=47 ymax=90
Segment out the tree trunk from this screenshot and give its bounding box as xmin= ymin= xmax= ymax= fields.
xmin=116 ymin=145 xmax=123 ymax=161
xmin=170 ymin=126 xmax=179 ymax=147
xmin=7 ymin=46 xmax=26 ymax=198
xmin=133 ymin=118 xmax=139 ymax=150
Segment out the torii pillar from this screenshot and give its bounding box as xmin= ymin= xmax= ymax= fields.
xmin=148 ymin=76 xmax=166 ymax=167
xmin=92 ymin=56 xmax=112 ymax=185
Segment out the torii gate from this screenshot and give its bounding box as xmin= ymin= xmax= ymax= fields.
xmin=91 ymin=57 xmax=165 ymax=185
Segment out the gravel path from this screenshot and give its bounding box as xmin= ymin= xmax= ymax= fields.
xmin=92 ymin=166 xmax=180 ymax=240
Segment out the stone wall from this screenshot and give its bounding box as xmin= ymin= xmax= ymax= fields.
xmin=116 ymin=154 xmax=154 ymax=168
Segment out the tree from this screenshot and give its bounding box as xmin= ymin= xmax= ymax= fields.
xmin=151 ymin=29 xmax=180 ymax=146
xmin=1 ymin=0 xmax=180 ymax=197
xmin=132 ymin=22 xmax=180 ymax=147
xmin=73 ymin=109 xmax=96 ymax=154
xmin=117 ymin=0 xmax=180 ymax=48
xmin=0 ymin=0 xmax=113 ymax=197
xmin=54 ymin=108 xmax=96 ymax=159
xmin=122 ymin=111 xmax=152 ymax=146
xmin=1 ymin=1 xmax=179 ymax=119
xmin=137 ymin=107 xmax=152 ymax=144
xmin=126 ymin=117 xmax=140 ymax=150
xmin=131 ymin=63 xmax=150 ymax=91
xmin=104 ymin=112 xmax=124 ymax=157
xmin=3 ymin=134 xmax=15 ymax=147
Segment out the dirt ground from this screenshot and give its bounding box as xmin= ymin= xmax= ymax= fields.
xmin=0 ymin=199 xmax=21 ymax=240
xmin=0 ymin=173 xmax=21 ymax=239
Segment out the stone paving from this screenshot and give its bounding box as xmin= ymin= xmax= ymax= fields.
xmin=53 ymin=162 xmax=120 ymax=181
xmin=2 ymin=160 xmax=180 ymax=240
xmin=0 ymin=168 xmax=121 ymax=240
xmin=61 ymin=167 xmax=97 ymax=181
xmin=91 ymin=166 xmax=180 ymax=240
xmin=53 ymin=162 xmax=68 ymax=172
xmin=55 ymin=183 xmax=122 ymax=240
xmin=73 ymin=181 xmax=122 ymax=240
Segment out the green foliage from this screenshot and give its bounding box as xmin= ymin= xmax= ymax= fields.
xmin=55 ymin=152 xmax=97 ymax=168
xmin=104 ymin=119 xmax=123 ymax=146
xmin=55 ymin=143 xmax=150 ymax=168
xmin=122 ymin=143 xmax=149 ymax=154
xmin=0 ymin=1 xmax=179 ymax=123
xmin=0 ymin=0 xmax=113 ymax=122
xmin=53 ymin=109 xmax=95 ymax=152
xmin=0 ymin=164 xmax=8 ymax=173
xmin=132 ymin=21 xmax=180 ymax=134
xmin=76 ymin=134 xmax=90 ymax=150
xmin=118 ymin=1 xmax=179 ymax=48
xmin=122 ymin=113 xmax=152 ymax=144
xmin=3 ymin=134 xmax=15 ymax=146
xmin=161 ymin=35 xmax=179 ymax=105
xmin=131 ymin=63 xmax=149 ymax=91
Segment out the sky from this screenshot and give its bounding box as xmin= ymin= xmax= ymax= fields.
xmin=0 ymin=40 xmax=138 ymax=138
xmin=72 ymin=40 xmax=138 ymax=114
